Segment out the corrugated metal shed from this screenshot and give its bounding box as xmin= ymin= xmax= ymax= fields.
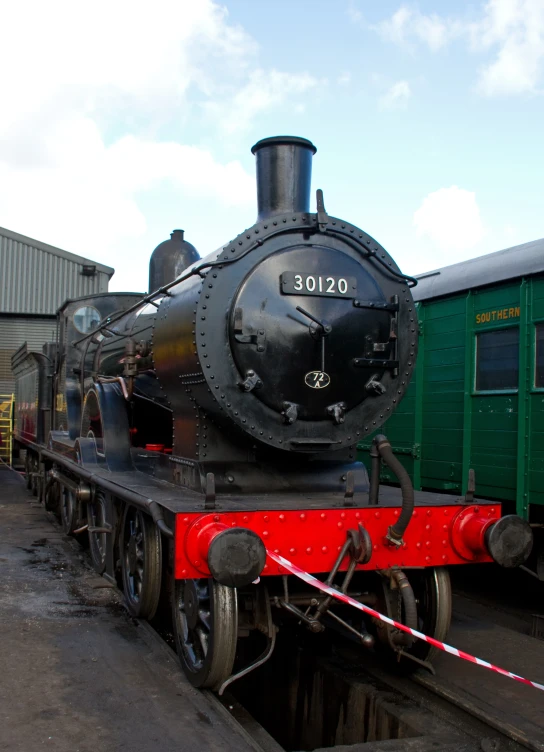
xmin=0 ymin=317 xmax=57 ymax=393
xmin=0 ymin=225 xmax=115 ymax=394
xmin=413 ymin=238 xmax=544 ymax=302
xmin=0 ymin=226 xmax=114 ymax=314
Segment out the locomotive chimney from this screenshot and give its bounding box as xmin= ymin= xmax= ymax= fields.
xmin=251 ymin=136 xmax=317 ymax=222
xmin=148 ymin=229 xmax=200 ymax=292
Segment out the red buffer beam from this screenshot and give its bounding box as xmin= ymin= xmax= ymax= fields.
xmin=174 ymin=504 xmax=499 ymax=580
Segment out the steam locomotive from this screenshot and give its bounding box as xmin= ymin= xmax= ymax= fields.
xmin=12 ymin=136 xmax=532 ymax=693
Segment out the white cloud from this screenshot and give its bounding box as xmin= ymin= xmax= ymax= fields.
xmin=374 ymin=0 xmax=544 ymax=95
xmin=0 ymin=1 xmax=256 ymax=132
xmin=378 ymin=80 xmax=412 ymax=110
xmin=413 ymin=186 xmax=486 ymax=251
xmin=203 ymin=68 xmax=320 ymax=134
xmin=0 ymin=0 xmax=320 ymax=287
xmin=472 ymin=0 xmax=544 ymax=95
xmin=502 ymin=223 xmax=520 ymax=244
xmin=374 ymin=6 xmax=459 ymax=51
xmin=347 ymin=1 xmax=365 ymax=24
xmin=0 ymin=117 xmax=254 ymax=264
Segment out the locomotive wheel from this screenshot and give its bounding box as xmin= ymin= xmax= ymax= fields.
xmin=35 ymin=460 xmax=44 ymax=503
xmin=120 ymin=506 xmax=161 ymax=619
xmin=60 ymin=486 xmax=78 ymax=535
xmin=45 ymin=479 xmax=61 ymax=514
xmin=24 ymin=454 xmax=32 ymax=490
xmin=31 ymin=456 xmax=39 ymax=497
xmin=373 ymin=567 xmax=452 ymax=672
xmin=88 ymin=490 xmax=108 ymax=574
xmin=172 ymin=578 xmax=238 ymax=690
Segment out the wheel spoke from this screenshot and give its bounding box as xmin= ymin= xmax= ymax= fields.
xmin=196 ymin=583 xmax=210 ymax=599
xmin=174 ymin=578 xmax=238 ymax=688
xmin=183 ymin=638 xmax=200 ymax=667
xmin=195 ymin=626 xmax=209 ymax=655
xmin=199 ymin=610 xmax=211 ymax=632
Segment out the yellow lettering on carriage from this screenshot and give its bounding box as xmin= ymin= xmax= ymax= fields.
xmin=475 ymin=306 xmax=520 ymax=325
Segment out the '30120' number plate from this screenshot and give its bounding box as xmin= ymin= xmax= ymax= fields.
xmin=281 ymin=272 xmax=356 ymax=298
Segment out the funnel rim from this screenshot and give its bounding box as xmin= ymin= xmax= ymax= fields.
xmin=251 ymin=135 xmax=316 ymax=155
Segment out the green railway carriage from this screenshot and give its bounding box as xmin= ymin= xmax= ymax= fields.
xmin=358 ymin=238 xmax=544 ymax=544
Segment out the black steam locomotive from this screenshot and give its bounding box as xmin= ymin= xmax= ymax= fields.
xmin=13 ymin=136 xmax=531 ymax=693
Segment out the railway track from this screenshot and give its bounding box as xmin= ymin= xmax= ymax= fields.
xmin=222 ymin=571 xmax=543 ymax=752
xmin=228 ymin=629 xmax=539 ymax=752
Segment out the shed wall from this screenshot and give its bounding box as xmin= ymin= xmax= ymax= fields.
xmin=1 ymin=226 xmax=114 ymax=394
xmin=0 ymin=316 xmax=57 ymax=393
xmin=0 ymin=227 xmax=113 ymax=315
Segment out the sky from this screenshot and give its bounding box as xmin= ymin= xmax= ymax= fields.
xmin=1 ymin=0 xmax=543 ymax=292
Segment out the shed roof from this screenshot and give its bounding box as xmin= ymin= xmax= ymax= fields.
xmin=413 ymin=238 xmax=544 ymax=302
xmin=0 ymin=226 xmax=114 ymax=275
xmin=0 ymin=226 xmax=115 ymax=315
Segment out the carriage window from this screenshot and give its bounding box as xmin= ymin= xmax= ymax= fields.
xmin=476 ymin=328 xmax=519 ymax=391
xmin=536 ymin=324 xmax=544 ymax=388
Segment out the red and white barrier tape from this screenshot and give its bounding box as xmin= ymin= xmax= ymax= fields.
xmin=267 ymin=550 xmax=544 ymax=692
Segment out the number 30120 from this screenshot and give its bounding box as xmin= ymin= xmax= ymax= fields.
xmin=294 ymin=275 xmax=348 ymax=295
xmin=281 ymin=272 xmax=356 ymax=298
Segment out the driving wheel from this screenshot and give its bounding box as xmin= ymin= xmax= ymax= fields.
xmin=372 ymin=567 xmax=452 ymax=672
xmin=120 ymin=505 xmax=162 ymax=619
xmin=30 ymin=455 xmax=39 ymax=497
xmin=45 ymin=478 xmax=60 ymax=514
xmin=88 ymin=489 xmax=108 ymax=574
xmin=172 ymin=577 xmax=238 ymax=690
xmin=24 ymin=454 xmax=32 ymax=490
xmin=60 ymin=486 xmax=78 ymax=535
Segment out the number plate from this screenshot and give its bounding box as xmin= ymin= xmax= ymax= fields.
xmin=281 ymin=272 xmax=356 ymax=298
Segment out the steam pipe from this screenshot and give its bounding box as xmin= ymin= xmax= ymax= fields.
xmin=251 ymin=136 xmax=316 ymax=221
xmin=373 ymin=434 xmax=414 ymax=542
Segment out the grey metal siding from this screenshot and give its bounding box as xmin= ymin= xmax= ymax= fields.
xmin=0 ymin=226 xmax=114 ymax=314
xmin=0 ymin=316 xmax=57 ymax=393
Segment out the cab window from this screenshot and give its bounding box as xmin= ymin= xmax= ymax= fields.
xmin=536 ymin=323 xmax=544 ymax=388
xmin=475 ymin=327 xmax=519 ymax=391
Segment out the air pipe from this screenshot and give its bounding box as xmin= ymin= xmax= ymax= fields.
xmin=373 ymin=434 xmax=415 ymax=543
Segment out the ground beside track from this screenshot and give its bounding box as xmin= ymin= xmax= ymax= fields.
xmin=415 ymin=588 xmax=544 ymax=751
xmin=0 ymin=466 xmax=262 ymax=752
xmin=450 ymin=563 xmax=543 ymax=635
xmin=396 ymin=564 xmax=544 ymax=752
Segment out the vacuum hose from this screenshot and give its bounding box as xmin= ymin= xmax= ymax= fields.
xmin=390 ymin=568 xmax=417 ymax=647
xmin=373 ymin=434 xmax=414 ymax=542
